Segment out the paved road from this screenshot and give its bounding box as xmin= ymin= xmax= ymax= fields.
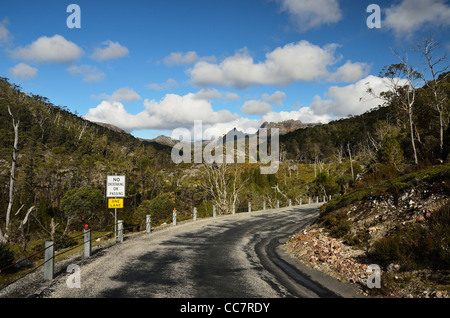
xmin=33 ymin=204 xmax=361 ymax=298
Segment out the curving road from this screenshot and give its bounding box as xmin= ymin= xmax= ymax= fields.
xmin=36 ymin=204 xmax=361 ymax=298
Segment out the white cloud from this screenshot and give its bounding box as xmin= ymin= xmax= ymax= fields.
xmin=93 ymin=87 xmax=141 ymax=102
xmin=188 ymin=41 xmax=369 ymax=89
xmin=277 ymin=0 xmax=342 ymax=32
xmin=163 ymin=51 xmax=216 ymax=66
xmin=146 ymin=78 xmax=178 ymax=90
xmin=90 ymin=40 xmax=129 ymax=61
xmin=9 ymin=35 xmax=83 ymax=64
xmin=9 ymin=63 xmax=38 ymax=80
xmin=85 ymin=92 xmax=239 ymax=132
xmin=309 ymin=75 xmax=389 ymax=118
xmin=328 ymin=61 xmax=372 ymax=83
xmin=67 ymin=65 xmax=105 ymax=82
xmin=241 ymin=100 xmax=273 ymax=115
xmin=384 ymin=0 xmax=450 ymax=37
xmin=240 ymin=91 xmax=287 ymax=116
xmin=193 ymin=88 xmax=240 ymax=101
xmin=85 ymin=75 xmax=397 ymax=139
xmin=261 ymin=91 xmax=286 ymax=106
xmin=0 ymin=18 xmax=13 ymax=46
xmin=262 ymin=75 xmax=393 ymax=124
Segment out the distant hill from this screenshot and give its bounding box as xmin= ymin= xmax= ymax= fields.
xmin=260 ymin=119 xmax=317 ymax=135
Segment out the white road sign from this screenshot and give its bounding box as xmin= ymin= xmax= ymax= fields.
xmin=106 ymin=175 xmax=126 ymax=198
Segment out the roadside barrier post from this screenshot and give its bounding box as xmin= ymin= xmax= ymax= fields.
xmin=263 ymin=200 xmax=266 ymax=210
xmin=248 ymin=202 xmax=251 ymax=213
xmin=232 ymin=203 xmax=235 ymax=215
xmin=308 ymin=197 xmax=311 ymax=204
xmin=289 ymin=199 xmax=292 ymax=207
xmin=173 ymin=208 xmax=177 ymax=226
xmin=193 ymin=207 xmax=197 ymax=221
xmin=277 ymin=200 xmax=279 ymax=209
xmin=118 ymin=220 xmax=124 ymax=242
xmin=44 ymin=241 xmax=54 ymax=280
xmin=300 ymin=198 xmax=302 ymax=205
xmin=146 ymin=215 xmax=151 ymax=233
xmin=213 ymin=205 xmax=216 ymax=218
xmin=84 ymin=226 xmax=91 ymax=258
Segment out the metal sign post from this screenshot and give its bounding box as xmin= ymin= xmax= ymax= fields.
xmin=106 ymin=175 xmax=125 ymax=241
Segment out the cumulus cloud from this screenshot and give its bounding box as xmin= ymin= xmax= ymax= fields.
xmin=90 ymin=40 xmax=129 ymax=61
xmin=277 ymin=0 xmax=342 ymax=32
xmin=261 ymin=91 xmax=286 ymax=106
xmin=93 ymin=87 xmax=141 ymax=102
xmin=241 ymin=100 xmax=273 ymax=115
xmin=9 ymin=35 xmax=83 ymax=64
xmin=188 ymin=41 xmax=369 ymax=89
xmin=384 ymin=0 xmax=450 ymax=37
xmin=240 ymin=91 xmax=287 ymax=116
xmin=309 ymin=75 xmax=390 ymax=118
xmin=84 ymin=92 xmax=239 ymax=132
xmin=9 ymin=63 xmax=38 ymax=80
xmin=193 ymin=88 xmax=240 ymax=101
xmin=261 ymin=75 xmax=393 ymax=124
xmin=0 ymin=18 xmax=13 ymax=46
xmin=328 ymin=61 xmax=372 ymax=83
xmin=146 ymin=78 xmax=178 ymax=90
xmin=85 ymin=76 xmax=394 ymax=139
xmin=163 ymin=51 xmax=216 ymax=66
xmin=67 ymin=65 xmax=105 ymax=82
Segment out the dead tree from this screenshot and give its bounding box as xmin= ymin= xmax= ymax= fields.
xmin=202 ymin=163 xmax=247 ymax=215
xmin=416 ymin=36 xmax=449 ymax=160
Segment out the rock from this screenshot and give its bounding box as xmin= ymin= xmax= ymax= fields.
xmin=13 ymin=256 xmax=33 ymax=269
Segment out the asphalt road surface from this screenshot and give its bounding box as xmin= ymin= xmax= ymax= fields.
xmin=29 ymin=204 xmax=361 ymax=298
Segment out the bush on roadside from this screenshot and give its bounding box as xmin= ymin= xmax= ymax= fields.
xmin=0 ymin=242 xmax=15 ymax=271
xmin=370 ymin=204 xmax=450 ymax=270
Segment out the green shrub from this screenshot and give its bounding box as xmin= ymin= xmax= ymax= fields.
xmin=54 ymin=233 xmax=78 ymax=251
xmin=134 ymin=193 xmax=174 ymax=226
xmin=370 ymin=204 xmax=450 ymax=270
xmin=0 ymin=243 xmax=15 ymax=271
xmin=321 ymin=210 xmax=351 ymax=238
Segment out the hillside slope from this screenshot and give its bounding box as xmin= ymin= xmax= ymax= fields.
xmin=285 ymin=163 xmax=450 ymax=298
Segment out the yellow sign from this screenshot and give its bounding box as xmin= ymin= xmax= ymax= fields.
xmin=108 ymin=198 xmax=123 ymax=209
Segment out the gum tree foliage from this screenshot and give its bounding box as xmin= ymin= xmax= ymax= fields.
xmin=134 ymin=192 xmax=174 ymax=226
xmin=60 ymin=185 xmax=104 ymax=233
xmin=376 ymin=134 xmax=404 ymax=168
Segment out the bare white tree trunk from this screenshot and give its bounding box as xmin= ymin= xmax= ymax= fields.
xmin=416 ymin=36 xmax=448 ymax=161
xmin=1 ymin=106 xmax=20 ymax=243
xmin=347 ymin=143 xmax=354 ymax=180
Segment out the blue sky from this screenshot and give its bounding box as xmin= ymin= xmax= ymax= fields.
xmin=1 ymin=0 xmax=449 ymax=140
